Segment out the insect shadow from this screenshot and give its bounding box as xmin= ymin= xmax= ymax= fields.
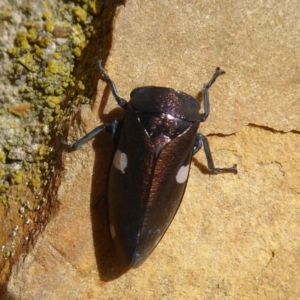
xmin=89 ymin=84 xmax=128 ymax=281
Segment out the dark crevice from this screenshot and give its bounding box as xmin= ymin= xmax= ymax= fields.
xmin=248 ymin=123 xmax=300 ymax=134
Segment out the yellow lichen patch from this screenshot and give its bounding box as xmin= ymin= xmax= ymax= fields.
xmin=29 ymin=173 xmax=41 ymax=190
xmin=38 ymin=36 xmax=52 ymax=48
xmin=77 ymin=81 xmax=85 ymax=91
xmin=53 ymin=52 xmax=60 ymax=60
xmin=46 ymin=59 xmax=70 ymax=76
xmin=0 ymin=151 xmax=6 ymax=163
xmin=88 ymin=0 xmax=100 ymax=15
xmin=49 ymin=96 xmax=60 ymax=105
xmin=73 ymin=6 xmax=87 ymax=23
xmin=17 ymin=52 xmax=38 ymax=72
xmin=34 ymin=45 xmax=45 ymax=58
xmin=37 ymin=145 xmax=49 ymax=158
xmin=72 ymin=47 xmax=82 ymax=57
xmin=10 ymin=170 xmax=24 ymax=185
xmin=15 ymin=32 xmax=30 ymax=49
xmin=26 ymin=27 xmax=38 ymax=43
xmin=42 ymin=11 xmax=53 ymax=21
xmin=44 ymin=20 xmax=54 ymax=33
xmin=0 ymin=182 xmax=9 ymax=194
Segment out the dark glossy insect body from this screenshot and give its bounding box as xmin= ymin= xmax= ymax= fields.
xmin=63 ymin=61 xmax=237 ymax=269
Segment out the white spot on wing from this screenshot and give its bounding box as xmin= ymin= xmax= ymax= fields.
xmin=113 ymin=150 xmax=127 ymax=174
xmin=176 ymin=165 xmax=189 ymax=184
xmin=110 ymin=223 xmax=116 ymax=239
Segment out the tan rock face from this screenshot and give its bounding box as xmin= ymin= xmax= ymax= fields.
xmin=6 ymin=1 xmax=300 ymax=299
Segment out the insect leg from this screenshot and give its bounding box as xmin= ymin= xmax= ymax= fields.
xmin=97 ymin=61 xmax=127 ymax=108
xmin=61 ymin=120 xmax=119 ymax=150
xmin=194 ymin=133 xmax=237 ymax=173
xmin=200 ymin=68 xmax=225 ymax=122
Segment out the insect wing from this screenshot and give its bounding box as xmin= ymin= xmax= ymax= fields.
xmin=108 ymin=104 xmax=199 ymax=268
xmin=108 ymin=106 xmax=154 ymax=268
xmin=133 ymin=123 xmax=198 ymax=267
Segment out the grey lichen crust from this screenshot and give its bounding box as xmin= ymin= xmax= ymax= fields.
xmin=0 ymin=0 xmax=100 ymax=267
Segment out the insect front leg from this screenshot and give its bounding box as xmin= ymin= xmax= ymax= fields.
xmin=193 ymin=133 xmax=237 ymax=174
xmin=61 ymin=120 xmax=119 ymax=150
xmin=97 ymin=61 xmax=128 ymax=108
